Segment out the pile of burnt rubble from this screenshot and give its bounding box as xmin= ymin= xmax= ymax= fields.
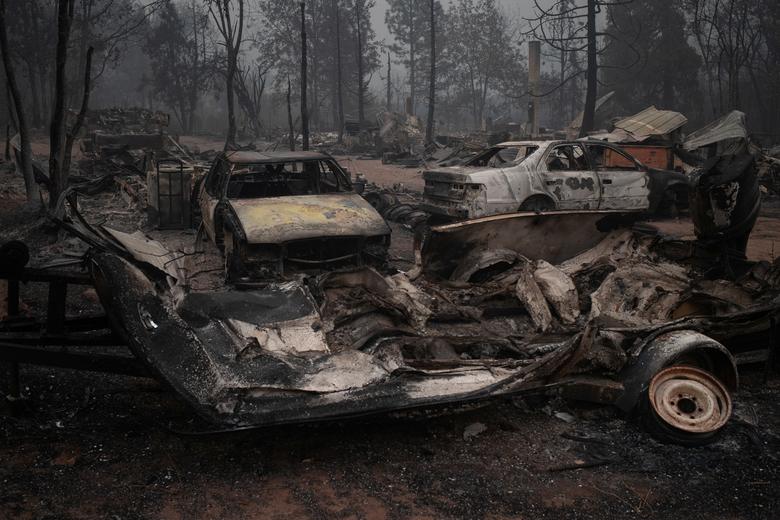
xmin=22 ymin=152 xmax=757 ymax=444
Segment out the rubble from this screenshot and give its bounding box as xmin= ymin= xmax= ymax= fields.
xmin=59 ymin=168 xmax=773 ymax=446
xmin=2 ymin=104 xmax=778 ymax=449
xmin=83 ymin=107 xmax=170 ymax=134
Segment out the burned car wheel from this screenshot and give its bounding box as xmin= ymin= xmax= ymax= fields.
xmin=519 ymin=196 xmax=555 ymax=212
xmin=639 ymin=365 xmax=732 ymax=446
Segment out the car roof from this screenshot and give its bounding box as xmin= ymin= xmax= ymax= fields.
xmin=494 ymin=141 xmax=551 ymax=147
xmin=222 ymin=150 xmax=331 ymax=164
xmin=496 ymin=140 xmax=626 ymax=149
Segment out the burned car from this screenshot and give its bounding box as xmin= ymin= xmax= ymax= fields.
xmin=421 ymin=140 xmax=688 ymax=220
xmin=195 ymin=151 xmax=391 ymax=280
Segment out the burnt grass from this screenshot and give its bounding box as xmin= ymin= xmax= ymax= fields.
xmin=2 ymin=164 xmax=780 ymax=519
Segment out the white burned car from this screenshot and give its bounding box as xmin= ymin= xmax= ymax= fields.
xmin=422 ymin=140 xmax=688 ymax=220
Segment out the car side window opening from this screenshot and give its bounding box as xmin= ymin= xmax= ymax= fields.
xmin=225 ymin=160 xmax=352 ymax=199
xmin=546 ymin=144 xmax=589 ymax=171
xmin=587 ymin=144 xmax=641 ymax=171
xmin=467 ymin=145 xmax=539 ymax=168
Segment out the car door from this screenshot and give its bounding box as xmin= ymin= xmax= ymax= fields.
xmin=585 ymin=144 xmax=650 ymax=211
xmin=199 ymin=158 xmax=228 ymax=242
xmin=542 ymin=143 xmax=600 ymax=210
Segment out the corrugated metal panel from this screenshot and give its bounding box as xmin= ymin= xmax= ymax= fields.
xmin=683 ymin=111 xmax=747 ymax=151
xmin=614 ymin=106 xmax=687 ymax=141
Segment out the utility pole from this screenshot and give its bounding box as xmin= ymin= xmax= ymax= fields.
xmin=528 ymin=40 xmax=540 ymax=137
xmin=579 ymin=0 xmax=597 ymax=137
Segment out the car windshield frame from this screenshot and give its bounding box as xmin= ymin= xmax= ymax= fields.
xmin=224 ymin=158 xmax=353 ymax=200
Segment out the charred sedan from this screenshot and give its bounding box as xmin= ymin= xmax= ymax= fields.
xmin=421 ymin=140 xmax=688 ymax=220
xmin=195 ymin=151 xmax=391 ymax=281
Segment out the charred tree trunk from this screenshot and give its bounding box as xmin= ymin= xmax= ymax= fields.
xmin=62 ymin=46 xmax=92 ymax=182
xmin=300 ymin=2 xmax=309 ymax=150
xmin=0 ymin=0 xmax=40 ymax=206
xmin=386 ymin=52 xmax=392 ymax=112
xmin=25 ymin=63 xmax=42 ymax=128
xmin=355 ymin=0 xmax=365 ymax=128
xmin=335 ymin=2 xmax=344 ymax=144
xmin=425 ymin=0 xmax=435 ymax=145
xmin=287 ymin=77 xmax=295 ymax=151
xmin=29 ymin=2 xmax=49 ymax=118
xmin=578 ymin=0 xmax=597 ymax=138
xmin=225 ymin=51 xmax=237 ymax=149
xmin=49 ymin=0 xmax=75 ymax=209
xmin=407 ymin=0 xmax=415 ymax=115
xmin=209 ymin=0 xmax=244 ymax=151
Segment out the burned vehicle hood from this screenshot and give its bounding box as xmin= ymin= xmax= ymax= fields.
xmin=228 ymin=193 xmax=390 ymax=244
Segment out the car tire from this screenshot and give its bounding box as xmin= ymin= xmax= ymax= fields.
xmin=637 ymin=365 xmax=732 ymax=446
xmin=223 ymin=230 xmax=244 ymax=283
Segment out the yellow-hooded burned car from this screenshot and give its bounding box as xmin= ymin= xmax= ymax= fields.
xmin=194 ymin=151 xmax=390 ymax=281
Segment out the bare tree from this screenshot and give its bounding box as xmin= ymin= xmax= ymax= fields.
xmin=688 ymin=0 xmax=765 ymax=115
xmin=385 ymin=0 xmax=428 ymax=115
xmin=62 ymin=46 xmax=94 ymax=185
xmin=425 ymin=0 xmax=436 ymax=144
xmin=49 ymin=0 xmax=77 ymax=209
xmin=446 ymin=0 xmax=523 ymax=129
xmin=335 ymin=0 xmax=345 ymax=143
xmin=354 ymin=0 xmax=365 ymax=127
xmin=385 ymin=51 xmax=392 ymax=111
xmin=0 ymin=0 xmax=39 ymax=207
xmin=525 ymin=0 xmax=636 ymax=136
xmin=235 ymin=61 xmax=272 ymax=138
xmin=145 ymin=0 xmax=213 ymax=134
xmin=300 ymin=1 xmax=309 ymax=150
xmin=208 ymin=0 xmax=245 ymax=151
xmin=49 ymin=0 xmax=97 ymax=211
xmin=287 ymin=77 xmax=295 ymax=151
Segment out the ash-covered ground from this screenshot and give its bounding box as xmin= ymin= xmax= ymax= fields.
xmin=1 ymin=148 xmax=780 ymax=519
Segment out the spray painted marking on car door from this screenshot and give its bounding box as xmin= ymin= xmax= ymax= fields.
xmin=544 ymin=144 xmax=599 ymax=210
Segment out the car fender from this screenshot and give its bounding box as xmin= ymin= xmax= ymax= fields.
xmin=614 ymin=330 xmax=738 ymax=413
xmin=472 ymin=163 xmax=548 ymax=210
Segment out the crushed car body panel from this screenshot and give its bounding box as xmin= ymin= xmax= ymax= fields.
xmin=421 ymin=210 xmax=621 ymax=279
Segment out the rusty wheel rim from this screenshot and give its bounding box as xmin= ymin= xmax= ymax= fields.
xmin=649 ymin=366 xmax=732 ymax=434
